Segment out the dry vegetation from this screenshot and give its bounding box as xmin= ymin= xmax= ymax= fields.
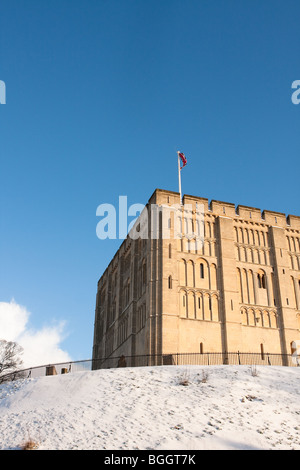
xmin=21 ymin=439 xmax=39 ymax=451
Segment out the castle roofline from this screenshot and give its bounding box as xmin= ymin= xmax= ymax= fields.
xmin=149 ymin=188 xmax=299 ymax=228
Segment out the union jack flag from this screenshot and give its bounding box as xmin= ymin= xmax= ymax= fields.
xmin=178 ymin=152 xmax=187 ymax=169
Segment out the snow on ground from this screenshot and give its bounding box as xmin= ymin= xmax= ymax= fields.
xmin=0 ymin=365 xmax=299 ymax=450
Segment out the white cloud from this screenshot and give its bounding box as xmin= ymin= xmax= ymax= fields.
xmin=0 ymin=299 xmax=71 ymax=368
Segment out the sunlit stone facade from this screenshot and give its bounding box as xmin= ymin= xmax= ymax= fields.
xmin=92 ymin=189 xmax=300 ymax=365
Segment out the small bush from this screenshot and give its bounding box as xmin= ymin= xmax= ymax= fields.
xmin=177 ymin=369 xmax=190 ymax=386
xmin=250 ymin=365 xmax=258 ymax=377
xmin=21 ymin=439 xmax=39 ymax=450
xmin=200 ymin=370 xmax=209 ymax=383
xmin=20 ymin=426 xmax=39 ymax=450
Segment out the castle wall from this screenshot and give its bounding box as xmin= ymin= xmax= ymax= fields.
xmin=92 ymin=189 xmax=300 ymax=366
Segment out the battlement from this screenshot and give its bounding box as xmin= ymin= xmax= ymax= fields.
xmin=153 ymin=189 xmax=300 ymax=230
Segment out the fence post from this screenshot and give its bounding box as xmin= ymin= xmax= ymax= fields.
xmin=238 ymin=351 xmax=241 ymax=365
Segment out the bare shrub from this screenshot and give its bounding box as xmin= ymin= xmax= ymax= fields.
xmin=250 ymin=365 xmax=259 ymax=377
xmin=177 ymin=369 xmax=190 ymax=386
xmin=20 ymin=427 xmax=39 ymax=450
xmin=21 ymin=439 xmax=39 ymax=451
xmin=200 ymin=369 xmax=209 ymax=383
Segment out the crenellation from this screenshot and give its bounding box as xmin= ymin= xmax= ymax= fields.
xmin=183 ymin=194 xmax=209 ymax=212
xmin=262 ymin=210 xmax=287 ymax=227
xmin=210 ymin=200 xmax=236 ymax=217
xmin=152 ymin=190 xmax=298 ymax=230
xmin=236 ymin=205 xmax=262 ymax=221
xmin=287 ymin=215 xmax=300 ymax=230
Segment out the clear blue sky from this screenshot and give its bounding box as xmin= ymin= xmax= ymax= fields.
xmin=0 ymin=0 xmax=299 ymax=362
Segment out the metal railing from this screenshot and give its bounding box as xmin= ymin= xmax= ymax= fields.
xmin=0 ymin=351 xmax=299 ymax=384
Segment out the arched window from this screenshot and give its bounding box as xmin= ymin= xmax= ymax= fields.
xmin=257 ymin=272 xmax=266 ymax=289
xmin=180 ymin=291 xmax=188 ymax=318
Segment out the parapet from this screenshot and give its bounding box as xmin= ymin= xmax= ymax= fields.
xmin=184 ymin=194 xmax=209 ymax=211
xmin=147 ymin=189 xmax=300 ymax=229
xmin=287 ymin=215 xmax=300 ymax=230
xmin=210 ymin=200 xmax=236 ymax=217
xmin=262 ymin=210 xmax=287 ymax=226
xmin=236 ymin=205 xmax=262 ymax=221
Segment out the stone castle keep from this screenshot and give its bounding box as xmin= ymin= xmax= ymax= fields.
xmin=92 ymin=189 xmax=300 ymax=366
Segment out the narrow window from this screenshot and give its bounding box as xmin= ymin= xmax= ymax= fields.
xmin=200 ymin=263 xmax=204 ymax=279
xmin=231 ymin=299 xmax=233 ymax=310
xmin=260 ymin=343 xmax=265 ymax=360
xmin=286 ymin=298 xmax=289 ymax=306
xmin=200 ymin=342 xmax=204 ymax=354
xmin=183 ymin=295 xmax=185 ymax=307
xmin=169 ymin=243 xmax=172 ymax=259
xmin=198 ymin=297 xmax=201 ymax=309
xmin=257 ymin=274 xmax=262 ymax=289
xmin=168 ymin=275 xmax=172 ymax=289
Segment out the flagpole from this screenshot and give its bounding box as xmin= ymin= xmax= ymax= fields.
xmin=177 ymin=151 xmax=182 ymax=205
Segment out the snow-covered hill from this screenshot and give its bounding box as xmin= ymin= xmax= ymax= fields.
xmin=0 ymin=365 xmax=299 ymax=450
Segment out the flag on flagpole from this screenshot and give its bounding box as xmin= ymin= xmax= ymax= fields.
xmin=178 ymin=152 xmax=187 ymax=169
xmin=177 ymin=150 xmax=187 ymax=205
